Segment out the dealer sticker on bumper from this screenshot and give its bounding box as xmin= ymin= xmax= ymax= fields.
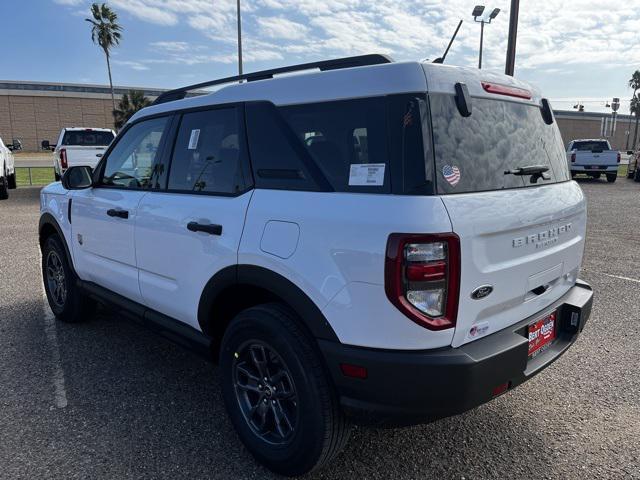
xmin=528 ymin=311 xmax=557 ymax=358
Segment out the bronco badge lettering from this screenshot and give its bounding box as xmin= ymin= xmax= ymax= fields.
xmin=512 ymin=223 xmax=572 ymax=249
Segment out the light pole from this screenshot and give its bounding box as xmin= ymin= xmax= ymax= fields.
xmin=237 ymin=0 xmax=243 ymax=76
xmin=473 ymin=6 xmax=500 ymax=70
xmin=505 ymin=0 xmax=520 ymax=76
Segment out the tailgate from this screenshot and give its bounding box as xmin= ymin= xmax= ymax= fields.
xmin=575 ymin=151 xmax=617 ymax=166
xmin=442 ymin=181 xmax=586 ymax=347
xmin=65 ymin=146 xmax=106 ymax=168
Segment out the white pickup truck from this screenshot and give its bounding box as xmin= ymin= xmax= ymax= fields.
xmin=567 ymin=138 xmax=620 ymax=182
xmin=0 ymin=136 xmax=17 ymax=200
xmin=44 ymin=127 xmax=115 ymax=181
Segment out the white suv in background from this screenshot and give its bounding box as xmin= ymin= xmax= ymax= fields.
xmin=38 ymin=55 xmax=593 ymax=476
xmin=0 ymin=136 xmax=17 ymax=200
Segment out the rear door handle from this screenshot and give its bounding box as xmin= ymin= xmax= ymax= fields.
xmin=187 ymin=222 xmax=222 ymax=236
xmin=107 ymin=208 xmax=129 ymax=219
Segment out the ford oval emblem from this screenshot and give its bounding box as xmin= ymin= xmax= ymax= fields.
xmin=471 ymin=285 xmax=493 ymax=300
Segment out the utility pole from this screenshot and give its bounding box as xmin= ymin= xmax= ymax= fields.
xmin=505 ymin=0 xmax=520 ymax=76
xmin=237 ymin=0 xmax=243 ymax=76
xmin=479 ymin=20 xmax=484 ymax=69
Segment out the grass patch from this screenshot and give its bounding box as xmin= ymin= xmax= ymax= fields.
xmin=619 ymin=164 xmax=628 ymax=177
xmin=16 ymin=167 xmax=56 ymax=187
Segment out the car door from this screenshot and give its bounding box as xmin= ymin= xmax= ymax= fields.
xmin=71 ymin=115 xmax=173 ymax=304
xmin=135 ymin=105 xmax=253 ymax=329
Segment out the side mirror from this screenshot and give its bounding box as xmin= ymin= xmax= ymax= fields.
xmin=12 ymin=139 xmax=22 ymax=151
xmin=6 ymin=144 xmax=14 ymax=151
xmin=41 ymin=140 xmax=50 ymax=150
xmin=62 ymin=166 xmax=93 ymax=190
xmin=628 ymin=151 xmax=634 ymax=155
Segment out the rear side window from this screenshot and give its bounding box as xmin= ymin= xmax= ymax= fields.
xmin=280 ymin=98 xmax=391 ymax=193
xmin=168 ymin=107 xmax=249 ymax=195
xmin=62 ymin=130 xmax=114 ymax=146
xmin=430 ymin=95 xmax=571 ymax=194
xmin=571 ymin=141 xmax=610 ymax=152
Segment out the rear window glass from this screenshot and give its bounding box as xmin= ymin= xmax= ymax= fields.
xmin=430 ymin=95 xmax=571 ymax=194
xmin=62 ymin=130 xmax=114 ymax=146
xmin=279 ymin=98 xmax=391 ymax=193
xmin=572 ymin=141 xmax=609 ymax=151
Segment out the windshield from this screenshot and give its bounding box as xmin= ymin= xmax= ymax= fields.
xmin=430 ymin=95 xmax=571 ymax=194
xmin=62 ymin=130 xmax=114 ymax=146
xmin=572 ymin=141 xmax=609 ymax=151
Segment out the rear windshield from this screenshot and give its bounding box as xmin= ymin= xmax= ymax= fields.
xmin=430 ymin=95 xmax=570 ymax=194
xmin=62 ymin=130 xmax=114 ymax=146
xmin=572 ymin=141 xmax=610 ymax=152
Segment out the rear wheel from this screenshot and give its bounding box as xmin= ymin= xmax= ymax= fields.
xmin=634 ymin=168 xmax=640 ymax=183
xmin=0 ymin=172 xmax=8 ymax=200
xmin=628 ymin=165 xmax=635 ymax=178
xmin=42 ymin=234 xmax=95 ymax=322
xmin=220 ymin=303 xmax=350 ymax=477
xmin=7 ymin=173 xmax=16 ymax=189
xmin=55 ymin=172 xmax=61 ymax=181
xmin=607 ymin=173 xmax=617 ymax=183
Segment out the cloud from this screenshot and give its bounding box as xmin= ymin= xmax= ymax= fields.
xmin=112 ymin=60 xmax=149 ymax=71
xmin=258 ymin=16 xmax=309 ymax=40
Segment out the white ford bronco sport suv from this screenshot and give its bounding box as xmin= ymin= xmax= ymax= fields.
xmin=39 ymin=55 xmax=593 ymax=476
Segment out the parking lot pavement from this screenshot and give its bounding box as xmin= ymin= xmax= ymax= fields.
xmin=1 ymin=180 xmax=639 ymax=480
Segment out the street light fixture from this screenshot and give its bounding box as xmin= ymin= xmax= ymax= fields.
xmin=473 ymin=5 xmax=500 ymax=69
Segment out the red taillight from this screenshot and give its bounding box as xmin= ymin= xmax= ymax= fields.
xmin=617 ymin=152 xmax=621 ymax=163
xmin=340 ymin=363 xmax=368 ymax=379
xmin=60 ymin=148 xmax=68 ymax=169
xmin=571 ymin=153 xmax=576 ymax=163
xmin=481 ymin=81 xmax=532 ymax=100
xmin=385 ymin=234 xmax=460 ymax=331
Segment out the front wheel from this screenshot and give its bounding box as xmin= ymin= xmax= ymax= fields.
xmin=42 ymin=234 xmax=95 ymax=322
xmin=220 ymin=303 xmax=350 ymax=477
xmin=607 ymin=174 xmax=617 ymax=183
xmin=7 ymin=173 xmax=16 ymax=189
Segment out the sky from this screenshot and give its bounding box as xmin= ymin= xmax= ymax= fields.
xmin=1 ymin=0 xmax=640 ymax=113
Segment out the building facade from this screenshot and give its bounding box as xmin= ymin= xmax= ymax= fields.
xmin=0 ymin=80 xmax=637 ymax=152
xmin=0 ymin=81 xmax=165 ymax=151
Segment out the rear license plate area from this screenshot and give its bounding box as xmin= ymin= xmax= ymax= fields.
xmin=528 ymin=311 xmax=557 ymax=359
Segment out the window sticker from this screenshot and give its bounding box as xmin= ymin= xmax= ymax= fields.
xmin=348 ymin=163 xmax=386 ymax=186
xmin=188 ymin=129 xmax=201 ymax=150
xmin=442 ymin=165 xmax=461 ymax=187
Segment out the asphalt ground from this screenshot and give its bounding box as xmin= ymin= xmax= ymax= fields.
xmin=0 ymin=178 xmax=639 ymax=479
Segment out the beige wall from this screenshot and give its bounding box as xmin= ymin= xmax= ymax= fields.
xmin=556 ymin=115 xmax=636 ymax=152
xmin=0 ymin=94 xmax=115 ymax=151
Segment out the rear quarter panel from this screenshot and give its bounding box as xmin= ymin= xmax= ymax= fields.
xmin=240 ymin=190 xmax=457 ymax=350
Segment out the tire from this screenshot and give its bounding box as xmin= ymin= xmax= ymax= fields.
xmin=571 ymin=171 xmax=576 ymax=178
xmin=0 ymin=174 xmax=8 ymax=200
xmin=55 ymin=172 xmax=61 ymax=182
xmin=7 ymin=173 xmax=16 ymax=189
xmin=220 ymin=303 xmax=350 ymax=477
xmin=41 ymin=234 xmax=95 ymax=322
xmin=628 ymin=169 xmax=634 ymax=179
xmin=634 ymin=168 xmax=640 ymax=183
xmin=606 ymin=174 xmax=617 ymax=183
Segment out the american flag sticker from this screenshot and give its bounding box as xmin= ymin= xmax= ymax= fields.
xmin=442 ymin=165 xmax=461 ymax=187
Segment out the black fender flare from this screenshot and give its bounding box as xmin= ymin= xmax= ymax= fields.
xmin=39 ymin=213 xmax=74 ymax=271
xmin=197 ymin=264 xmax=339 ymax=343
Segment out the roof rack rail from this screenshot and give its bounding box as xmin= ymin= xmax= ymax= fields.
xmin=152 ymin=54 xmax=394 ymax=106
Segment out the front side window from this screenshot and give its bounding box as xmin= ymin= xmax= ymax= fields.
xmin=430 ymin=95 xmax=571 ymax=194
xmin=101 ymin=116 xmax=170 ymax=189
xmin=168 ymin=107 xmax=248 ymax=194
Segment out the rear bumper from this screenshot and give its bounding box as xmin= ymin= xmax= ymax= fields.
xmin=319 ymin=280 xmax=593 ymax=426
xmin=571 ymin=165 xmax=618 ymax=173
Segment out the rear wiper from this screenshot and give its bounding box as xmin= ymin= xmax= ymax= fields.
xmin=504 ymin=165 xmax=551 ymax=184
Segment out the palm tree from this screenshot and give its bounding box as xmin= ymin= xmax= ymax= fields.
xmin=86 ymin=3 xmax=122 ymax=117
xmin=629 ymin=71 xmax=640 ymax=149
xmin=113 ymin=90 xmax=151 ymax=129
